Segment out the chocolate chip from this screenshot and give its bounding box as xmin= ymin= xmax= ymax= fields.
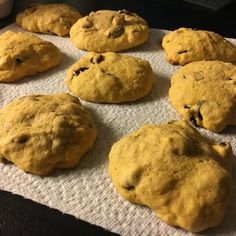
xmin=118 ymin=9 xmax=133 ymax=15
xmin=109 ymin=25 xmax=125 ymax=38
xmin=183 ymin=74 xmax=186 ymax=79
xmin=197 ymin=111 xmax=203 ymax=120
xmin=73 ymin=67 xmax=89 ymax=76
xmin=123 ymin=185 xmax=135 ymax=191
xmin=184 ymin=104 xmax=191 ymax=109
xmin=189 ymin=116 xmax=199 ymax=127
xmin=220 ymin=142 xmax=227 ymax=146
xmin=90 ymin=54 xmax=104 ymax=64
xmin=177 ymin=50 xmax=188 ymax=54
xmin=224 ymin=77 xmax=232 ymax=81
xmin=100 ymin=69 xmax=113 ymax=77
xmin=14 ymin=135 xmax=30 ymax=144
xmin=15 ymin=58 xmax=22 ymax=65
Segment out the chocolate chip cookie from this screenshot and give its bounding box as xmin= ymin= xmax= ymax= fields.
xmin=0 ymin=93 xmax=97 ymax=175
xmin=0 ymin=30 xmax=62 ymax=82
xmin=162 ymin=28 xmax=236 ymax=65
xmin=66 ymin=52 xmax=154 ymax=103
xmin=70 ymin=10 xmax=149 ymax=52
xmin=16 ymin=3 xmax=81 ymax=36
xmin=109 ymin=120 xmax=233 ymax=232
xmin=169 ymin=60 xmax=236 ymax=132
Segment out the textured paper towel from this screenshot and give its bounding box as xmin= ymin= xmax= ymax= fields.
xmin=0 ymin=24 xmax=236 ymax=236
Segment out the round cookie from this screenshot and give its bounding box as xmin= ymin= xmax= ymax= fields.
xmin=70 ymin=10 xmax=149 ymax=52
xmin=0 ymin=31 xmax=62 ymax=83
xmin=109 ymin=120 xmax=233 ymax=232
xmin=169 ymin=60 xmax=236 ymax=132
xmin=16 ymin=3 xmax=81 ymax=36
xmin=66 ymin=52 xmax=154 ymax=103
xmin=0 ymin=93 xmax=97 ymax=175
xmin=162 ymin=27 xmax=236 ymax=65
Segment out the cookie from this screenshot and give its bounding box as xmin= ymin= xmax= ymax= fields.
xmin=70 ymin=10 xmax=149 ymax=52
xmin=0 ymin=93 xmax=97 ymax=175
xmin=0 ymin=31 xmax=62 ymax=83
xmin=66 ymin=52 xmax=154 ymax=103
xmin=16 ymin=3 xmax=81 ymax=36
xmin=169 ymin=60 xmax=236 ymax=132
xmin=109 ymin=120 xmax=232 ymax=232
xmin=162 ymin=27 xmax=236 ymax=65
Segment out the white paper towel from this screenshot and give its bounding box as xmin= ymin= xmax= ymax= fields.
xmin=0 ymin=24 xmax=236 ymax=236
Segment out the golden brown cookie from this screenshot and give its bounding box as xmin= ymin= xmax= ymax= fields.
xmin=16 ymin=3 xmax=81 ymax=36
xmin=66 ymin=52 xmax=154 ymax=103
xmin=70 ymin=10 xmax=149 ymax=52
xmin=0 ymin=30 xmax=62 ymax=83
xmin=109 ymin=120 xmax=233 ymax=232
xmin=0 ymin=93 xmax=97 ymax=175
xmin=169 ymin=60 xmax=236 ymax=132
xmin=162 ymin=27 xmax=236 ymax=65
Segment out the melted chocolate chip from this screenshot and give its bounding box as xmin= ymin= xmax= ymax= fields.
xmin=14 ymin=135 xmax=30 ymax=144
xmin=177 ymin=50 xmax=188 ymax=54
xmin=90 ymin=54 xmax=104 ymax=64
xmin=224 ymin=77 xmax=232 ymax=81
xmin=15 ymin=58 xmax=22 ymax=65
xmin=109 ymin=25 xmax=125 ymax=38
xmin=123 ymin=185 xmax=135 ymax=191
xmin=189 ymin=116 xmax=199 ymax=127
xmin=197 ymin=111 xmax=203 ymax=120
xmin=73 ymin=67 xmax=89 ymax=76
xmin=220 ymin=142 xmax=227 ymax=146
xmin=184 ymin=104 xmax=191 ymax=109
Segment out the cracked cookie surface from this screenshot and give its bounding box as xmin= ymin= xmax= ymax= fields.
xmin=109 ymin=120 xmax=233 ymax=232
xmin=16 ymin=3 xmax=81 ymax=36
xmin=70 ymin=10 xmax=149 ymax=52
xmin=0 ymin=30 xmax=62 ymax=82
xmin=0 ymin=93 xmax=97 ymax=175
xmin=162 ymin=27 xmax=236 ymax=65
xmin=169 ymin=60 xmax=236 ymax=132
xmin=66 ymin=52 xmax=154 ymax=103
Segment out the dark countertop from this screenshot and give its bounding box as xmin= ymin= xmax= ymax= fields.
xmin=1 ymin=0 xmax=236 ymax=235
xmin=0 ymin=190 xmax=116 ymax=236
xmin=1 ymin=0 xmax=236 ymax=37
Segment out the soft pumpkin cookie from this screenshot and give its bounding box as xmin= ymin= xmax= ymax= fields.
xmin=0 ymin=93 xmax=97 ymax=175
xmin=70 ymin=10 xmax=149 ymax=52
xmin=16 ymin=3 xmax=81 ymax=36
xmin=169 ymin=60 xmax=236 ymax=132
xmin=109 ymin=120 xmax=233 ymax=232
xmin=66 ymin=52 xmax=154 ymax=103
xmin=162 ymin=27 xmax=236 ymax=65
xmin=0 ymin=31 xmax=62 ymax=82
